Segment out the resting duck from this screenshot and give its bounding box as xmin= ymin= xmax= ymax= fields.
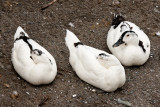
xmin=11 ymin=26 xmax=57 ymax=85
xmin=107 ymin=15 xmax=150 ymax=66
xmin=65 ymin=30 xmax=126 ymax=92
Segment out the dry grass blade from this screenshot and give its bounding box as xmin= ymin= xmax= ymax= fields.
xmin=38 ymin=97 xmax=49 ymax=106
xmin=41 ymin=0 xmax=57 ymax=10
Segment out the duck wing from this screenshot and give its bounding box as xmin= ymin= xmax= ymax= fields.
xmin=77 ymin=45 xmax=106 ymax=74
xmin=27 ymin=39 xmax=56 ymax=65
xmin=65 ymin=30 xmax=107 ymax=74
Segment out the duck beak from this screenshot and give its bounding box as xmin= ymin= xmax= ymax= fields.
xmin=113 ymin=39 xmax=124 ymax=47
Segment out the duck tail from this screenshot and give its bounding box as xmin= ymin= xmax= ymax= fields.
xmin=14 ymin=26 xmax=29 ymax=40
xmin=112 ymin=14 xmax=125 ymax=29
xmin=65 ymin=29 xmax=83 ymax=51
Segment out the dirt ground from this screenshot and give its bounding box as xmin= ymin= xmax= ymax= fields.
xmin=0 ymin=0 xmax=160 ymax=106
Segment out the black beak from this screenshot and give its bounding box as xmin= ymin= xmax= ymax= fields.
xmin=113 ymin=39 xmax=124 ymax=47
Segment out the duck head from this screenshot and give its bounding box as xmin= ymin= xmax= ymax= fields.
xmin=113 ymin=31 xmax=138 ymax=47
xmin=97 ymin=53 xmax=120 ymax=67
xmin=31 ymin=49 xmax=51 ymax=64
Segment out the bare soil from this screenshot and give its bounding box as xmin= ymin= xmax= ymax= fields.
xmin=0 ymin=0 xmax=160 ymax=106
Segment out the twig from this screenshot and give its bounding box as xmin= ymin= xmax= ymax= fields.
xmin=38 ymin=97 xmax=49 ymax=106
xmin=41 ymin=0 xmax=57 ymax=10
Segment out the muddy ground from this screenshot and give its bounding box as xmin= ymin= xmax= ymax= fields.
xmin=0 ymin=0 xmax=160 ymax=106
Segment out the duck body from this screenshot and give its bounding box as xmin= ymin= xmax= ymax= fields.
xmin=12 ymin=26 xmax=57 ymax=85
xmin=65 ymin=30 xmax=126 ymax=92
xmin=107 ymin=15 xmax=150 ymax=66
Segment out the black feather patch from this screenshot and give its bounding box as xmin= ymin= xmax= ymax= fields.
xmin=74 ymin=42 xmax=83 ymax=47
xmin=112 ymin=15 xmax=125 ymax=29
xmin=32 ymin=49 xmax=53 ymax=65
xmin=20 ymin=32 xmax=25 ymax=36
xmin=120 ymin=31 xmax=136 ymax=41
xmin=30 ymin=56 xmax=33 ymax=59
xmin=33 ymin=49 xmax=43 ymax=56
xmin=99 ymin=53 xmax=109 ymax=57
xmin=139 ymin=40 xmax=146 ymax=53
xmin=49 ymin=59 xmax=53 ymax=65
xmin=14 ymin=32 xmax=33 ymax=52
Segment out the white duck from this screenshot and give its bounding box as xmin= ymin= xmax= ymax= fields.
xmin=107 ymin=15 xmax=150 ymax=66
xmin=11 ymin=26 xmax=57 ymax=85
xmin=65 ymin=30 xmax=126 ymax=92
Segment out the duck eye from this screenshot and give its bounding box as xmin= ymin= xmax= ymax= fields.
xmin=127 ymin=35 xmax=129 ymax=37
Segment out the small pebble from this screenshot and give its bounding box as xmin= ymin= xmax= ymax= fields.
xmin=117 ymin=98 xmax=131 ymax=106
xmin=96 ymin=22 xmax=99 ymax=25
xmin=26 ymin=92 xmax=30 ymax=95
xmin=84 ymin=101 xmax=87 ymax=104
xmin=68 ymin=22 xmax=75 ymax=27
xmin=11 ymin=91 xmax=18 ymax=99
xmin=90 ymin=30 xmax=95 ymax=33
xmin=154 ymin=8 xmax=160 ymax=14
xmin=0 ymin=62 xmax=4 ymax=69
xmin=150 ymin=69 xmax=154 ymax=72
xmin=4 ymin=83 xmax=10 ymax=88
xmin=113 ymin=0 xmax=120 ymax=5
xmin=155 ymin=31 xmax=160 ymax=37
xmin=72 ymin=94 xmax=77 ymax=98
xmin=150 ymin=52 xmax=154 ymax=57
xmin=43 ymin=17 xmax=47 ymax=20
xmin=92 ymin=89 xmax=96 ymax=92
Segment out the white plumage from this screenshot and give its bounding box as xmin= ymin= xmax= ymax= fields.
xmin=12 ymin=26 xmax=57 ymax=85
xmin=65 ymin=30 xmax=126 ymax=92
xmin=107 ymin=15 xmax=150 ymax=66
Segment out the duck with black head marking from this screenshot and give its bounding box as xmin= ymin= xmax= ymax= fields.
xmin=65 ymin=30 xmax=126 ymax=92
xmin=12 ymin=26 xmax=57 ymax=85
xmin=107 ymin=15 xmax=150 ymax=66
